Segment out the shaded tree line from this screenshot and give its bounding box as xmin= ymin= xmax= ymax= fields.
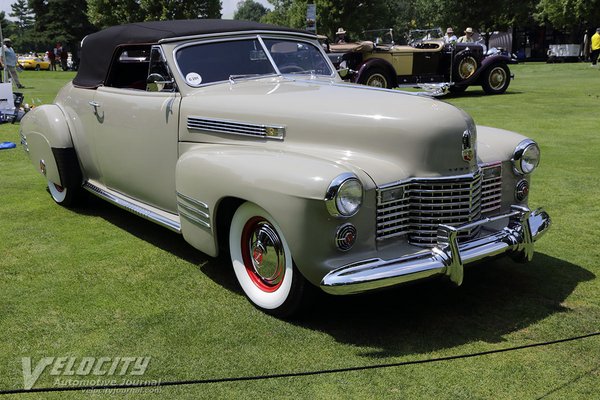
xmin=1 ymin=0 xmax=222 ymax=54
xmin=1 ymin=0 xmax=598 ymax=54
xmin=235 ymin=0 xmax=600 ymax=42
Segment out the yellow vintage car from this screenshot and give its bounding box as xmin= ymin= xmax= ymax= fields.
xmin=18 ymin=56 xmax=51 ymax=71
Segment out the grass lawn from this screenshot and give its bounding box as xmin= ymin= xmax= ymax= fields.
xmin=0 ymin=65 xmax=599 ymax=399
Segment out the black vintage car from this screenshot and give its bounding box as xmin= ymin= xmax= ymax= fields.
xmin=328 ymin=28 xmax=517 ymax=95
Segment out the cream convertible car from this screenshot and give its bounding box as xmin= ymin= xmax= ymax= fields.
xmin=20 ymin=20 xmax=550 ymax=316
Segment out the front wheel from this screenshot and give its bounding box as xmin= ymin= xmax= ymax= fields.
xmin=481 ymin=64 xmax=510 ymax=94
xmin=229 ymin=202 xmax=307 ymax=317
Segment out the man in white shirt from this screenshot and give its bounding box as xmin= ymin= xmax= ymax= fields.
xmin=1 ymin=38 xmax=25 ymax=88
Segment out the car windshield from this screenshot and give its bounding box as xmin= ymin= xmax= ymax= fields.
xmin=175 ymin=37 xmax=332 ymax=86
xmin=408 ymin=28 xmax=444 ymax=44
xmin=362 ymin=29 xmax=394 ymax=45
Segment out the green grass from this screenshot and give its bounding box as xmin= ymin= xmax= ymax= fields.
xmin=1 ymin=66 xmax=599 ymax=399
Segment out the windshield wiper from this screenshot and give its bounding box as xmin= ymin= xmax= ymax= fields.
xmin=228 ymin=73 xmax=275 ymax=84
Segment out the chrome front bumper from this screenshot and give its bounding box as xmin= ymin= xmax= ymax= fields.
xmin=320 ymin=206 xmax=551 ymax=295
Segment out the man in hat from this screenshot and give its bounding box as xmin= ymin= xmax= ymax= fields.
xmin=335 ymin=27 xmax=347 ymax=44
xmin=444 ymin=27 xmax=457 ymax=44
xmin=0 ymin=38 xmax=25 ymax=88
xmin=591 ymin=28 xmax=600 ymax=67
xmin=457 ymin=27 xmax=475 ymax=43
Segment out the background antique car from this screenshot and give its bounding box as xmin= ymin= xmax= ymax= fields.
xmin=20 ymin=20 xmax=549 ymax=317
xmin=17 ymin=56 xmax=51 ymax=71
xmin=329 ymin=28 xmax=517 ymax=94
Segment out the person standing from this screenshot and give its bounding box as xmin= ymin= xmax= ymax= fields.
xmin=48 ymin=49 xmax=56 ymax=71
xmin=0 ymin=38 xmax=25 ymax=89
xmin=60 ymin=45 xmax=69 ymax=71
xmin=457 ymin=27 xmax=475 ymax=43
xmin=591 ymin=28 xmax=600 ymax=67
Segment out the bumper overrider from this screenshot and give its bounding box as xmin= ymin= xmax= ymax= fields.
xmin=320 ymin=206 xmax=551 ymax=295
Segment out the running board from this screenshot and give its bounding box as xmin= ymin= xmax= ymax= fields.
xmin=83 ymin=181 xmax=181 ymax=233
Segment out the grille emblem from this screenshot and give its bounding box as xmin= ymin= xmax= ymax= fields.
xmin=462 ymin=129 xmax=475 ymax=162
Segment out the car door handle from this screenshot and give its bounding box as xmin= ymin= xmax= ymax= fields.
xmin=89 ymin=101 xmax=101 ymax=109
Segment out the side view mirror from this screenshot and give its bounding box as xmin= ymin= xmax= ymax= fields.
xmin=146 ymin=73 xmax=174 ymax=92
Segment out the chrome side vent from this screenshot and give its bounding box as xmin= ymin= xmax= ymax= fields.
xmin=176 ymin=191 xmax=211 ymax=230
xmin=187 ymin=116 xmax=285 ymax=140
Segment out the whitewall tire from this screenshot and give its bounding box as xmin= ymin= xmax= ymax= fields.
xmin=229 ymin=202 xmax=306 ymax=316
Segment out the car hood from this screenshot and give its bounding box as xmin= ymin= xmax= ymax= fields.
xmin=179 ymin=77 xmax=477 ymax=185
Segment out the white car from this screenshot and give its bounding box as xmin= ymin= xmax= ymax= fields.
xmin=20 ymin=20 xmax=550 ymax=316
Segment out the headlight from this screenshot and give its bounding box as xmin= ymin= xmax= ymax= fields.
xmin=325 ymin=173 xmax=363 ymax=217
xmin=512 ymin=139 xmax=540 ymax=175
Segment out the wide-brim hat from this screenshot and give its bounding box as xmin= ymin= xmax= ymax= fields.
xmin=465 ymin=27 xmax=474 ymax=34
xmin=3 ymin=38 xmax=12 ymax=43
xmin=446 ymin=28 xmax=454 ymax=34
xmin=336 ymin=27 xmax=346 ymax=35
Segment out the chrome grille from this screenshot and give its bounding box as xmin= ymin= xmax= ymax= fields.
xmin=377 ymin=165 xmax=503 ymax=246
xmin=481 ymin=163 xmax=503 ymax=214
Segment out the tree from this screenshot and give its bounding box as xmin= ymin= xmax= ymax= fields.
xmin=87 ymin=0 xmax=144 ymax=28
xmin=535 ymin=0 xmax=600 ymax=30
xmin=88 ymin=0 xmax=223 ymax=29
xmin=234 ymin=0 xmax=268 ymax=22
xmin=10 ymin=0 xmax=34 ymax=36
xmin=27 ymin=0 xmax=96 ymax=52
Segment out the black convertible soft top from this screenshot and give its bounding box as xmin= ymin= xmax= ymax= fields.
xmin=73 ymin=19 xmax=312 ymax=88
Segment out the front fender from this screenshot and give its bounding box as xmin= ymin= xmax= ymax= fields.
xmin=175 ymin=144 xmax=371 ymax=280
xmin=19 ymin=104 xmax=74 ymax=186
xmin=462 ymin=55 xmax=513 ymax=85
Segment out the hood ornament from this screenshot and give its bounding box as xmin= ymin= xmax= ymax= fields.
xmin=462 ymin=129 xmax=476 ymax=162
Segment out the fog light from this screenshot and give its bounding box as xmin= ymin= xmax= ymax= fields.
xmin=515 ymin=179 xmax=529 ymax=201
xmin=335 ymin=223 xmax=357 ymax=251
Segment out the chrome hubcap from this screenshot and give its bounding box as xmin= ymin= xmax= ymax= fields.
xmin=246 ymin=220 xmax=285 ymax=287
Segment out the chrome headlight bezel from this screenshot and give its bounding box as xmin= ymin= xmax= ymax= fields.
xmin=512 ymin=139 xmax=540 ymax=175
xmin=325 ymin=173 xmax=363 ymax=217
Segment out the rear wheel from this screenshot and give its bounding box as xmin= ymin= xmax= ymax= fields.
xmin=361 ymin=67 xmax=393 ymax=89
xmin=48 ymin=180 xmax=83 ymax=207
xmin=229 ymin=202 xmax=307 ymax=317
xmin=482 ymin=64 xmax=510 ymax=94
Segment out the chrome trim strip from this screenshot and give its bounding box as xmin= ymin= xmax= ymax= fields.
xmin=187 ymin=116 xmax=285 ymax=140
xmin=83 ymin=182 xmax=181 ymax=233
xmin=176 ymin=191 xmax=211 ymax=230
xmin=321 ymin=206 xmax=551 ymax=295
xmin=176 ymin=191 xmax=209 ymax=210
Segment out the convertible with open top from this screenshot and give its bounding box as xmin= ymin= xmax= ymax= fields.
xmin=20 ymin=20 xmax=549 ymax=316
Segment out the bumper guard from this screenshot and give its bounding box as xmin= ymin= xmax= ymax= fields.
xmin=320 ymin=206 xmax=551 ymax=295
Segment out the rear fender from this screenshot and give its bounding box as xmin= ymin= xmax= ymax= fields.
xmin=19 ymin=105 xmax=74 ymax=186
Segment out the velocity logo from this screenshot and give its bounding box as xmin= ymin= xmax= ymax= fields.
xmin=22 ymin=356 xmax=151 ymax=390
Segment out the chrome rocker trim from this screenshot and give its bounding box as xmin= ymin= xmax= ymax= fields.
xmin=83 ymin=181 xmax=181 ymax=233
xmin=320 ymin=205 xmax=551 ymax=295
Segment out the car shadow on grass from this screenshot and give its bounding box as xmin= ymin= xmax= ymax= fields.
xmin=76 ymin=195 xmax=594 ymax=358
xmin=292 ymin=254 xmax=594 ymax=358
